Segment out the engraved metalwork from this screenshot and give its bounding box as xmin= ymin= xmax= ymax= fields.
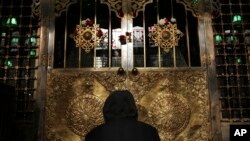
xmin=100 ymin=0 xmax=153 ymax=18
xmin=66 ymin=94 xmax=104 ymax=136
xmin=46 ymin=70 xmax=210 ymax=141
xmin=176 ymin=0 xmax=221 ymax=18
xmin=149 ymin=22 xmax=184 ymax=52
xmin=202 ymin=53 xmax=211 ymax=66
xmin=148 ymin=94 xmax=191 ymax=141
xmin=74 ymin=24 xmax=101 ymax=53
xmin=32 ymin=0 xmax=41 ymax=19
xmin=55 ymin=0 xmax=77 ymax=16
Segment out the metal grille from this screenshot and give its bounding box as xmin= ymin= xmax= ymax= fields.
xmin=0 ymin=0 xmax=40 ymax=140
xmin=213 ymin=0 xmax=250 ymax=121
xmin=54 ymin=0 xmax=200 ymax=68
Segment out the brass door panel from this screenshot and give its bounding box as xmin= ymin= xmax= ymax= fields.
xmin=45 ymin=70 xmax=210 ymax=141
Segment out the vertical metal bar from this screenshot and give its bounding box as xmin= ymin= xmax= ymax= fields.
xmin=204 ymin=13 xmax=222 ymax=140
xmin=199 ymin=17 xmax=207 ymax=68
xmin=37 ymin=0 xmax=52 ymax=140
xmin=143 ymin=7 xmax=146 ymax=68
xmin=156 ymin=0 xmax=161 ymax=68
xmin=79 ymin=0 xmax=82 ymax=68
xmin=173 ymin=37 xmax=176 ymax=68
xmin=94 ymin=0 xmax=97 ymax=23
xmin=94 ymin=0 xmax=97 ymax=68
xmin=185 ymin=10 xmax=191 ymax=67
xmin=108 ymin=7 xmax=112 ymax=68
xmin=63 ymin=12 xmax=68 ymax=68
xmin=48 ymin=1 xmax=55 ymax=70
xmin=172 ymin=0 xmax=176 ymax=68
xmin=238 ymin=0 xmax=244 ymax=119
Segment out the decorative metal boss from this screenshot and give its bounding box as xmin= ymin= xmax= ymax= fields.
xmin=74 ymin=18 xmax=103 ymax=53
xmin=149 ymin=18 xmax=183 ymax=52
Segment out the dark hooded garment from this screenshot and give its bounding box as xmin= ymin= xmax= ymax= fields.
xmin=85 ymin=90 xmax=160 ymax=141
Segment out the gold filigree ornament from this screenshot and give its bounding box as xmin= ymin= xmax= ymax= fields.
xmin=148 ymin=93 xmax=191 ymax=141
xmin=100 ymin=0 xmax=153 ymax=18
xmin=149 ymin=18 xmax=184 ymax=53
xmin=74 ymin=18 xmax=103 ymax=53
xmin=65 ymin=94 xmax=104 ymax=137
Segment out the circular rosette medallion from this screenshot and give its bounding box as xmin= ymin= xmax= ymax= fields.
xmin=148 ymin=94 xmax=190 ymax=140
xmin=83 ymin=30 xmax=93 ymax=40
xmin=161 ymin=30 xmax=171 ymax=41
xmin=65 ymin=95 xmax=104 ymax=137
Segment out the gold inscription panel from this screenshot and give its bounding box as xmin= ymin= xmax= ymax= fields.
xmin=45 ymin=70 xmax=210 ymax=141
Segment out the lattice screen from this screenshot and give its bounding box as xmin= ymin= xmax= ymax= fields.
xmin=0 ymin=0 xmax=40 ymax=126
xmin=213 ymin=0 xmax=250 ymax=121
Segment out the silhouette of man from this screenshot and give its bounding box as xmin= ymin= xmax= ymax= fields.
xmin=85 ymin=90 xmax=160 ymax=141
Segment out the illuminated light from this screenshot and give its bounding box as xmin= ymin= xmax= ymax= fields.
xmin=236 ymin=57 xmax=242 ymax=64
xmin=233 ymin=15 xmax=242 ymax=23
xmin=4 ymin=60 xmax=13 ymax=68
xmin=30 ymin=37 xmax=37 ymax=46
xmin=11 ymin=37 xmax=19 ymax=46
xmin=230 ymin=36 xmax=235 ymax=41
xmin=29 ymin=49 xmax=36 ymax=56
xmin=6 ymin=17 xmax=17 ymax=26
xmin=215 ymin=35 xmax=222 ymax=43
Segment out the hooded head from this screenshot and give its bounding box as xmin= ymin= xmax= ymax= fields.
xmin=103 ymin=90 xmax=138 ymax=122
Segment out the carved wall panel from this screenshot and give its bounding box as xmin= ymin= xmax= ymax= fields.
xmin=45 ymin=70 xmax=210 ymax=141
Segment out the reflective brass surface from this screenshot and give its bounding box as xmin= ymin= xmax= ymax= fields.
xmin=46 ymin=70 xmax=210 ymax=141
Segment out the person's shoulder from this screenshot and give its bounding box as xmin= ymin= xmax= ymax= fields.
xmin=87 ymin=124 xmax=104 ymax=134
xmin=137 ymin=121 xmax=157 ymax=130
xmin=85 ymin=124 xmax=104 ymax=141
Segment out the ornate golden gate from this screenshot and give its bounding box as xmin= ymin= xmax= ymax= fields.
xmin=41 ymin=0 xmax=221 ymax=140
xmin=46 ymin=70 xmax=210 ymax=141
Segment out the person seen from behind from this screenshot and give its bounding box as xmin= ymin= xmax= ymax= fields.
xmin=85 ymin=90 xmax=160 ymax=141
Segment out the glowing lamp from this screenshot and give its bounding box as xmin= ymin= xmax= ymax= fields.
xmin=4 ymin=60 xmax=13 ymax=68
xmin=29 ymin=49 xmax=36 ymax=56
xmin=215 ymin=35 xmax=222 ymax=43
xmin=6 ymin=17 xmax=17 ymax=26
xmin=233 ymin=15 xmax=241 ymax=23
xmin=236 ymin=57 xmax=242 ymax=64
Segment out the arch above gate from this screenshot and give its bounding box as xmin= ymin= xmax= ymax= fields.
xmin=32 ymin=0 xmax=221 ymax=19
xmin=176 ymin=0 xmax=220 ymax=18
xmin=100 ymin=0 xmax=153 ymax=18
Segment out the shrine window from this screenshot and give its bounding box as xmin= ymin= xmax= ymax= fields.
xmin=53 ymin=0 xmax=201 ymax=68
